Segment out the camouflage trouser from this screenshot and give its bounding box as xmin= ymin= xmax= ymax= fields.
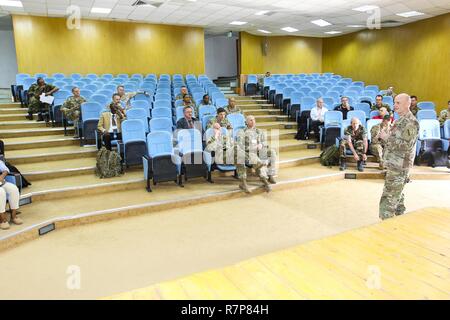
xmin=339 ymin=139 xmax=364 ymax=159
xmin=235 ymin=147 xmax=277 ymax=180
xmin=370 ymin=143 xmax=385 ymax=165
xmin=379 ymin=168 xmax=409 ymax=220
xmin=28 ymin=97 xmax=49 ymax=114
xmin=61 ymin=107 xmax=80 ymax=122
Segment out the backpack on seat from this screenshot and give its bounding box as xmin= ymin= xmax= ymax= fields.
xmin=95 ymin=147 xmax=124 ymax=178
xmin=320 ymin=145 xmax=340 ymax=167
xmin=418 ymin=139 xmax=449 ymax=168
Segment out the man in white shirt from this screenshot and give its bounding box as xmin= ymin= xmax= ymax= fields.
xmin=310 ymin=98 xmax=328 ymax=142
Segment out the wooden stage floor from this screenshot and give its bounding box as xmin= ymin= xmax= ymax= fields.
xmin=107 ymin=207 xmax=450 ymax=300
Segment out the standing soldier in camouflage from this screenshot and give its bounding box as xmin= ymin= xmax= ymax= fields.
xmin=27 ymin=78 xmax=59 ymax=122
xmin=206 ymin=108 xmax=233 ymax=130
xmin=225 ymin=97 xmax=242 ymax=114
xmin=61 ymin=87 xmax=86 ymax=138
xmin=379 ymin=93 xmax=419 ymax=220
xmin=339 ymin=117 xmax=368 ymax=172
xmin=370 ymin=115 xmax=392 ymax=170
xmin=235 ymin=115 xmax=277 ymax=193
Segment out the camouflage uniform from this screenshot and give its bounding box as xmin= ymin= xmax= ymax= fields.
xmin=438 ymin=109 xmax=450 ymax=126
xmin=379 ymin=111 xmax=419 ymax=220
xmin=27 ymin=83 xmax=57 ymax=114
xmin=339 ymin=125 xmax=367 ymax=159
xmin=235 ymin=127 xmax=277 ymax=179
xmin=61 ymin=96 xmax=86 ymax=121
xmin=206 ymin=116 xmax=232 ymax=130
xmin=371 ymin=103 xmax=392 ymax=114
xmin=410 ymin=104 xmax=420 ymax=117
xmin=225 ymin=105 xmax=242 ymax=114
xmin=370 ymin=122 xmax=390 ymax=166
xmin=205 ymin=133 xmax=235 ymax=166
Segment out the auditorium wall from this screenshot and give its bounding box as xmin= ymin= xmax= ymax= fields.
xmin=12 ymin=15 xmax=205 ymax=75
xmin=322 ymin=13 xmax=450 ymax=112
xmin=240 ymin=32 xmax=322 ymax=75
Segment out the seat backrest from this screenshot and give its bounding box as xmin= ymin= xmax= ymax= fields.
xmin=227 ymin=113 xmax=245 ymax=129
xmin=71 ymin=73 xmax=83 ymax=80
xmin=299 ymin=87 xmax=311 ymax=95
xmin=331 ymin=86 xmax=345 ymax=94
xmin=155 ymin=93 xmax=171 ymax=101
xmin=347 ymin=110 xmax=367 ymax=126
xmin=382 ymin=96 xmax=393 ymax=106
xmin=177 ymin=129 xmax=203 ymax=154
xmin=324 ymin=111 xmax=343 ymax=128
xmin=365 ymin=85 xmax=379 ymax=92
xmin=199 ymin=105 xmax=217 ymax=119
xmin=153 ymin=99 xmax=171 ymax=110
xmin=90 ymin=94 xmax=108 ymax=106
xmin=86 ymin=74 xmax=98 ymax=80
xmin=122 ymin=119 xmax=146 ymax=144
xmin=419 ymin=119 xmax=440 ymax=139
xmin=366 ymin=119 xmax=383 ymax=142
xmin=417 ymin=101 xmax=435 ymax=110
xmin=417 ymin=109 xmax=437 ymax=121
xmin=354 ymin=103 xmax=371 ymax=118
xmin=53 ymin=90 xmax=72 ymax=100
xmin=101 ymin=74 xmax=114 ymax=80
xmin=291 ymin=92 xmax=304 ymax=105
xmin=151 ymin=107 xmax=172 ymax=119
xmin=215 ymin=98 xmax=228 ymax=108
xmin=309 ymin=91 xmax=322 ymax=99
xmin=126 ymin=108 xmax=149 ymax=131
xmin=282 ymin=87 xmax=295 ymax=99
xmin=147 ymin=131 xmax=173 ymax=157
xmin=117 ymin=74 xmax=129 ymax=79
xmin=131 ymin=100 xmax=150 ymax=110
xmin=51 ymin=73 xmax=65 ymax=80
xmin=150 ymin=117 xmax=173 ymax=134
xmin=79 ymin=89 xmax=93 ymax=99
xmin=81 ymin=102 xmax=103 ymax=120
xmin=300 ymin=97 xmax=316 ymax=111
xmin=247 ymin=75 xmax=257 ymax=84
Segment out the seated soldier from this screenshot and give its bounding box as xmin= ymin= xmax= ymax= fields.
xmin=310 ymin=98 xmax=328 ymax=142
xmin=205 ymin=122 xmax=235 ymax=167
xmin=339 ymin=117 xmax=368 ymax=172
xmin=372 ymin=106 xmax=394 ymax=123
xmin=438 ymin=100 xmax=450 ymax=127
xmin=182 ymin=94 xmax=196 ymax=111
xmin=334 ymin=96 xmax=354 ymax=120
xmin=196 ymin=94 xmax=212 ymax=116
xmin=176 ymin=106 xmax=202 ymax=131
xmin=117 ymin=85 xmax=137 ymax=110
xmin=225 ymin=97 xmax=242 ymax=114
xmin=371 ymin=95 xmax=392 ymax=113
xmin=409 ymin=95 xmax=420 ymax=117
xmin=175 ymin=86 xmax=189 ymax=101
xmin=383 ymin=86 xmax=396 ymax=98
xmin=207 ymin=107 xmax=233 ymax=130
xmin=235 ymin=115 xmax=277 ymax=193
xmin=61 ymin=87 xmax=86 ymax=138
xmin=27 ymin=77 xmax=59 ymax=122
xmin=97 ymin=94 xmax=126 ymax=151
xmin=370 ymin=115 xmax=392 ymax=170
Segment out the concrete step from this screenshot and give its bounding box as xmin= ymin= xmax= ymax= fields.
xmin=0 ymin=120 xmax=48 ymax=129
xmin=242 ymin=109 xmax=281 ymax=116
xmin=21 ymin=158 xmax=97 ymax=181
xmin=253 ymin=115 xmax=288 ymax=123
xmin=0 ymin=114 xmax=34 ymax=121
xmin=0 ymin=103 xmax=21 ymax=109
xmin=257 ymin=122 xmax=297 ymax=130
xmin=2 ymin=135 xmax=79 ymax=150
xmin=0 ymin=108 xmax=27 ymax=115
xmin=7 ymin=146 xmax=97 ymax=165
xmin=0 ymin=127 xmax=74 ymax=138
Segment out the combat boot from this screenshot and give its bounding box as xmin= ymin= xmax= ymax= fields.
xmin=261 ymin=177 xmax=272 ymax=192
xmin=239 ymin=178 xmax=251 ymax=194
xmin=357 ymin=160 xmax=364 ymax=172
xmin=339 ymin=158 xmax=347 ymax=171
xmin=36 ymin=113 xmax=44 ymax=122
xmin=26 ymin=112 xmax=33 ymax=120
xmin=268 ymin=175 xmax=277 ymax=184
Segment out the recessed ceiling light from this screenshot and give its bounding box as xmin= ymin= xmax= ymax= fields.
xmin=258 ymin=29 xmax=272 ymax=34
xmin=229 ymin=21 xmax=247 ymax=25
xmin=352 ymin=5 xmax=379 ymax=12
xmin=281 ymin=27 xmax=298 ymax=33
xmin=91 ymin=7 xmax=112 ymax=14
xmin=255 ymin=10 xmax=270 ymax=16
xmin=396 ymin=11 xmax=425 ymax=17
xmin=347 ymin=25 xmax=365 ymax=28
xmin=325 ymin=31 xmax=342 ymax=34
xmin=311 ymin=19 xmax=332 ymax=27
xmin=0 ymin=0 xmax=23 ymax=7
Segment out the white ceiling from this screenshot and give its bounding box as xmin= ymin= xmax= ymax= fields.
xmin=0 ymin=0 xmax=449 ymax=37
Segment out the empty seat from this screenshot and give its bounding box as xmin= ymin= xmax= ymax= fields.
xmin=417 ymin=109 xmax=437 ymax=121
xmin=90 ymin=94 xmax=109 ymax=108
xmin=382 ymin=96 xmax=394 ymax=107
xmin=143 ymin=131 xmax=181 ymax=192
xmin=80 ymin=102 xmax=103 ymax=145
xmin=417 ymin=101 xmax=436 ymax=110
xmin=151 ymin=107 xmax=172 ymax=119
xmin=120 ymin=119 xmax=147 ymax=167
xmin=71 ymin=73 xmax=83 ymax=80
xmin=199 ymin=105 xmax=217 ymax=119
xmin=215 ymin=98 xmax=228 ymax=108
xmin=150 ymin=117 xmax=173 ymax=133
xmin=153 ymin=100 xmax=172 ymax=110
xmin=126 ymin=108 xmax=149 ymax=132
xmin=354 ymin=103 xmax=371 ymax=119
xmin=227 ymin=113 xmax=245 ymax=129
